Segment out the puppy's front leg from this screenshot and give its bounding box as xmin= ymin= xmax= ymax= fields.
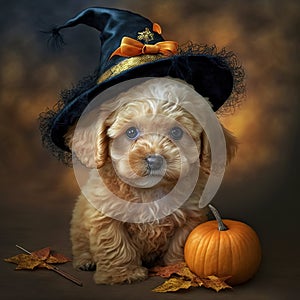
xmin=90 ymin=217 xmax=148 ymax=284
xmin=163 ymin=212 xmax=207 ymax=265
xmin=162 ymin=225 xmax=191 ymax=264
xmin=71 ymin=195 xmax=96 ymax=271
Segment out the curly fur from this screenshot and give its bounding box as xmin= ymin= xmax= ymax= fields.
xmin=65 ymin=78 xmax=237 ymax=284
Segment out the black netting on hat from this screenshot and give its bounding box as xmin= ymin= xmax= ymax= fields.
xmin=38 ymin=72 xmax=98 ymax=166
xmin=178 ymin=42 xmax=246 ymax=116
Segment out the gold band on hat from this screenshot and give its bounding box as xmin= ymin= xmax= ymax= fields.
xmin=97 ymin=54 xmax=165 ymax=84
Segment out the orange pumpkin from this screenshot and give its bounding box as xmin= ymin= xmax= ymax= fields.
xmin=184 ymin=205 xmax=262 ymax=285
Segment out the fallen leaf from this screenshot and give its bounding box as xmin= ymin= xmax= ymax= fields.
xmin=149 ymin=262 xmax=186 ymax=278
xmin=4 ymin=254 xmax=41 ymax=270
xmin=202 ymin=275 xmax=232 ymax=292
xmin=151 ymin=262 xmax=232 ymax=293
xmin=152 ymin=277 xmax=193 ymax=293
xmin=4 ymin=247 xmax=71 ymax=271
xmin=150 ymin=262 xmax=197 ymax=281
xmin=176 ymin=264 xmax=197 ymax=280
xmin=46 ymin=252 xmax=71 ymax=264
xmin=32 ymin=247 xmax=51 ymax=260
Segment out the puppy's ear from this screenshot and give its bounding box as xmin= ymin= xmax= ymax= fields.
xmin=222 ymin=124 xmax=238 ymax=164
xmin=64 ymin=117 xmax=108 ymax=169
xmin=199 ymin=130 xmax=211 ymax=174
xmin=199 ymin=125 xmax=238 ymax=173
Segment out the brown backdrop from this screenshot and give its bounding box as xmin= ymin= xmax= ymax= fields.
xmin=1 ymin=1 xmax=299 ymax=299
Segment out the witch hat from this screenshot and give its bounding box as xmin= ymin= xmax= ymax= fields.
xmin=40 ymin=7 xmax=244 ymax=163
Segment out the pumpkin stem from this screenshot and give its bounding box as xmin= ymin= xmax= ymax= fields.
xmin=208 ymin=204 xmax=228 ymax=231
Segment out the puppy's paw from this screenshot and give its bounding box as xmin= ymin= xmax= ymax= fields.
xmin=79 ymin=262 xmax=96 ymax=271
xmin=94 ymin=266 xmax=148 ymax=284
xmin=123 ymin=266 xmax=148 ymax=284
xmin=73 ymin=254 xmax=95 ymax=271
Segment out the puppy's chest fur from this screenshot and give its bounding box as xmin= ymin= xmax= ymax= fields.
xmin=125 ymin=214 xmax=184 ymax=261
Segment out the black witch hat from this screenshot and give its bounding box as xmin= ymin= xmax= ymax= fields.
xmin=39 ymin=7 xmax=244 ymax=164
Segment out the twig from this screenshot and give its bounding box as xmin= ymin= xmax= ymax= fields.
xmin=16 ymin=245 xmax=83 ymax=286
xmin=16 ymin=245 xmax=31 ymax=255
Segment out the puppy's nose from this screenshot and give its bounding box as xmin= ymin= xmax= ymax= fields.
xmin=146 ymin=154 xmax=164 ymax=171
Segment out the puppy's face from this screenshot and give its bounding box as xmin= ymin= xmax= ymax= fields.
xmin=105 ymin=99 xmax=202 ymax=188
xmin=65 ymin=78 xmax=237 ymax=192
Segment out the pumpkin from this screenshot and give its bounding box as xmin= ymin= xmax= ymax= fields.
xmin=184 ymin=205 xmax=262 ymax=285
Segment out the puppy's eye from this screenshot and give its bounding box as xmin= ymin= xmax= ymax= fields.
xmin=169 ymin=126 xmax=184 ymax=140
xmin=126 ymin=127 xmax=140 ymax=140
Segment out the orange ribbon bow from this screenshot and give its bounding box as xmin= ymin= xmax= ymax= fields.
xmin=110 ymin=37 xmax=178 ymax=59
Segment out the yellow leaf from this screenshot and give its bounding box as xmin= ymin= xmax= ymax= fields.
xmin=153 ymin=277 xmax=193 ymax=293
xmin=202 ymin=275 xmax=232 ymax=292
xmin=177 ymin=265 xmax=197 ymax=280
xmin=4 ymin=247 xmax=71 ymax=271
xmin=46 ymin=253 xmax=71 ymax=264
xmin=150 ymin=262 xmax=233 ymax=293
xmin=4 ymin=254 xmax=41 ymax=270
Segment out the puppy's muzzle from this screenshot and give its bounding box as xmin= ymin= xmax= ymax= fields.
xmin=146 ymin=154 xmax=164 ymax=171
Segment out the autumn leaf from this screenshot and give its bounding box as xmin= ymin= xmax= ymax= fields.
xmin=4 ymin=245 xmax=82 ymax=286
xmin=149 ymin=262 xmax=186 ymax=278
xmin=150 ymin=263 xmax=197 ymax=281
xmin=32 ymin=247 xmax=51 ymax=260
xmin=176 ymin=264 xmax=197 ymax=280
xmin=4 ymin=247 xmax=71 ymax=270
xmin=5 ymin=254 xmax=42 ymax=270
xmin=201 ymin=275 xmax=232 ymax=292
xmin=151 ymin=262 xmax=232 ymax=293
xmin=153 ymin=277 xmax=194 ymax=293
xmin=46 ymin=252 xmax=71 ymax=264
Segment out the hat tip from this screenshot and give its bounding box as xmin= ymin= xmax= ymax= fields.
xmin=41 ymin=25 xmax=66 ymax=49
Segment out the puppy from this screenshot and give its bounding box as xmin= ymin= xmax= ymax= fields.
xmin=65 ymin=78 xmax=237 ymax=284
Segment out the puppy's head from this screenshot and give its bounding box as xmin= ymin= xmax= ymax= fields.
xmin=106 ymin=98 xmax=205 ymax=187
xmin=65 ymin=78 xmax=237 ymax=188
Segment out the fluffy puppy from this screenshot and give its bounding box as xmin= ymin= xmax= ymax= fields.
xmin=65 ymin=78 xmax=237 ymax=284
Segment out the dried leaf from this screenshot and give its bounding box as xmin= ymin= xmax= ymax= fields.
xmin=176 ymin=264 xmax=197 ymax=280
xmin=194 ymin=276 xmax=205 ymax=287
xmin=151 ymin=262 xmax=232 ymax=293
xmin=38 ymin=261 xmax=52 ymax=269
xmin=4 ymin=254 xmax=27 ymax=265
xmin=202 ymin=275 xmax=232 ymax=292
xmin=150 ymin=262 xmax=197 ymax=281
xmin=31 ymin=247 xmax=51 ymax=260
xmin=46 ymin=253 xmax=71 ymax=264
xmin=153 ymin=277 xmax=193 ymax=293
xmin=4 ymin=247 xmax=71 ymax=271
xmin=4 ymin=254 xmax=41 ymax=270
xmin=149 ymin=262 xmax=186 ymax=278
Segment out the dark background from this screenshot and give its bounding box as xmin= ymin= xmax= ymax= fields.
xmin=0 ymin=0 xmax=299 ymax=299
